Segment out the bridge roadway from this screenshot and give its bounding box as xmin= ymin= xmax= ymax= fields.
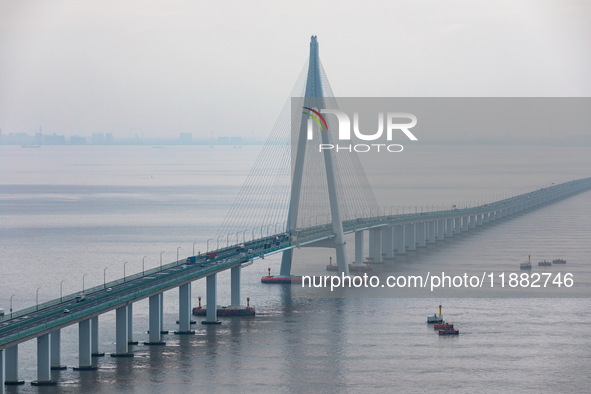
xmin=1 ymin=176 xmax=590 ymax=351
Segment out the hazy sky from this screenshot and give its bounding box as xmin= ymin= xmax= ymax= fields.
xmin=1 ymin=0 xmax=590 ymax=139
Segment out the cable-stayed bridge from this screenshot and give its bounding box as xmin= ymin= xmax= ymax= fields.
xmin=1 ymin=36 xmax=590 ymax=389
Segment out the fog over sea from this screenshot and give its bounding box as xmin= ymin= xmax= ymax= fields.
xmin=0 ymin=144 xmax=590 ymax=393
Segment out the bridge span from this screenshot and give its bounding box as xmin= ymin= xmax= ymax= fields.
xmin=1 ymin=176 xmax=590 ymax=388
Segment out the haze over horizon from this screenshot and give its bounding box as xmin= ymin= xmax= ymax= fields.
xmin=1 ymin=0 xmax=590 ymax=141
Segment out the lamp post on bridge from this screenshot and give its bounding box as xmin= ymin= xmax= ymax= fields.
xmin=10 ymin=294 xmax=15 ymax=318
xmin=206 ymin=238 xmax=214 ymax=252
xmin=82 ymin=274 xmax=87 ymax=293
xmin=193 ymin=241 xmax=198 ymax=256
xmin=160 ymin=251 xmax=164 ymax=270
xmin=216 ymin=235 xmax=224 ymax=249
xmin=36 ymin=287 xmax=41 ymax=311
xmin=60 ymin=280 xmax=65 ymax=302
xmin=103 ymin=267 xmax=108 ymax=289
xmin=142 ymin=256 xmax=147 ymax=276
xmin=177 ymin=246 xmax=181 ymax=266
xmin=123 ymin=261 xmax=128 ymax=282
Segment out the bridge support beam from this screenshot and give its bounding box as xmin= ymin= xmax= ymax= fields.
xmin=32 ymin=333 xmax=56 ymax=385
xmin=231 ymin=266 xmax=240 ymax=306
xmin=50 ymin=329 xmax=66 ymax=370
xmin=74 ymin=319 xmax=96 ymax=370
xmin=470 ymin=215 xmax=477 ymax=229
xmin=462 ymin=216 xmax=469 ymax=232
xmin=203 ymin=274 xmax=221 ymax=325
xmin=446 ymin=218 xmax=453 ymax=237
xmin=91 ymin=316 xmax=104 ymax=357
xmin=405 ymin=223 xmax=416 ymax=251
xmin=127 ymin=303 xmax=138 ymax=345
xmin=159 ymin=293 xmax=168 ymax=334
xmin=0 ymin=349 xmax=4 ymax=394
xmin=4 ymin=345 xmax=23 ymax=385
xmin=417 ymin=222 xmax=427 ymax=248
xmin=437 ymin=219 xmax=445 ymax=240
xmin=427 ymin=221 xmax=436 ymax=244
xmin=175 ymin=283 xmax=195 ymax=334
xmin=454 ymin=217 xmax=461 ymax=234
xmin=394 ymin=224 xmax=405 ymax=254
xmin=368 ymin=228 xmax=382 ymax=264
xmin=145 ymin=294 xmax=166 ymax=344
xmin=112 ymin=305 xmax=133 ymax=356
xmin=381 ymin=226 xmax=394 ymax=260
xmin=354 ymin=230 xmax=364 ymax=264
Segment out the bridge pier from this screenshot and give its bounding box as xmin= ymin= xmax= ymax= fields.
xmin=159 ymin=293 xmax=168 ymax=334
xmin=203 ymin=274 xmax=221 ymax=325
xmin=175 ymin=283 xmax=195 ymax=334
xmin=394 ymin=224 xmax=405 ymax=254
xmin=381 ymin=226 xmax=394 ymax=260
xmin=4 ymin=345 xmax=24 ymax=385
xmin=112 ymin=305 xmax=134 ymax=357
xmin=427 ymin=221 xmax=436 ymax=244
xmin=454 ymin=217 xmax=461 ymax=234
xmin=417 ymin=222 xmax=427 ymax=248
xmin=437 ymin=219 xmax=445 ymax=240
xmin=405 ymin=223 xmax=416 ymax=251
xmin=91 ymin=316 xmax=104 ymax=357
xmin=145 ymin=294 xmax=166 ymax=344
xmin=0 ymin=349 xmax=4 ymax=394
xmin=368 ymin=228 xmax=382 ymax=263
xmin=32 ymin=333 xmax=56 ymax=385
xmin=446 ymin=218 xmax=453 ymax=237
xmin=469 ymin=215 xmax=477 ymax=229
xmin=74 ymin=319 xmax=96 ymax=370
xmin=354 ymin=230 xmax=364 ymax=264
xmin=50 ymin=329 xmax=66 ymax=369
xmin=127 ymin=303 xmax=138 ymax=345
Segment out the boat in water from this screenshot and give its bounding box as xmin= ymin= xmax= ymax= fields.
xmin=438 ymin=329 xmax=460 ymax=335
xmin=538 ymin=260 xmax=551 ymax=266
xmin=192 ymin=297 xmax=255 ymax=316
xmin=427 ymin=305 xmax=444 ymax=323
xmin=520 ymin=255 xmax=532 ymax=270
xmin=261 ymin=268 xmax=302 ymax=284
xmin=434 ymin=322 xmax=454 ymax=330
xmin=552 ymin=259 xmax=566 ymax=264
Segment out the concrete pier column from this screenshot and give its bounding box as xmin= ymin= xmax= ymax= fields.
xmin=4 ymin=345 xmax=24 ymax=385
xmin=31 ymin=333 xmax=56 ymax=385
xmin=477 ymin=214 xmax=483 ymax=226
xmin=112 ymin=305 xmax=133 ymax=357
xmin=203 ymin=274 xmax=221 ymax=325
xmin=405 ymin=223 xmax=416 ymax=251
xmin=231 ymin=266 xmax=240 ymax=306
xmin=437 ymin=219 xmax=445 ymax=240
xmin=455 ymin=217 xmax=462 ymax=232
xmin=354 ymin=230 xmax=364 ymax=264
xmin=446 ymin=218 xmax=453 ymax=237
xmin=175 ymin=283 xmax=195 ymax=334
xmin=417 ymin=222 xmax=426 ymax=247
xmin=0 ymin=349 xmax=4 ymax=394
xmin=159 ymin=293 xmax=168 ymax=334
xmin=50 ymin=329 xmax=66 ymax=370
xmin=469 ymin=215 xmax=477 ymax=229
xmin=462 ymin=216 xmax=469 ymax=232
xmin=145 ymin=294 xmax=166 ymax=344
xmin=394 ymin=224 xmax=405 ymax=254
xmin=368 ymin=228 xmax=382 ymax=263
xmin=74 ymin=319 xmax=96 ymax=370
xmin=127 ymin=303 xmax=138 ymax=345
xmin=381 ymin=226 xmax=394 ymax=260
xmin=91 ymin=316 xmax=104 ymax=357
xmin=427 ymin=221 xmax=436 ymax=244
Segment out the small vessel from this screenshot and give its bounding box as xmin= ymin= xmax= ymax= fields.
xmin=538 ymin=260 xmax=551 ymax=266
xmin=427 ymin=305 xmax=444 ymax=323
xmin=434 ymin=322 xmax=454 ymax=330
xmin=438 ymin=329 xmax=460 ymax=335
xmin=261 ymin=268 xmax=302 ymax=284
xmin=552 ymin=259 xmax=566 ymax=264
xmin=192 ymin=297 xmax=255 ymax=316
xmin=520 ymin=255 xmax=532 ymax=270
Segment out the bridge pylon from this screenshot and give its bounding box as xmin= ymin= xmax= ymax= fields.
xmin=279 ymin=36 xmax=350 ymax=276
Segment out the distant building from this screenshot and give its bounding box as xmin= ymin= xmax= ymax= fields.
xmin=179 ymin=133 xmax=192 ymax=143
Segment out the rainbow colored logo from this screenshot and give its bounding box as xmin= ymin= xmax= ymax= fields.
xmin=303 ymin=107 xmax=329 ymax=131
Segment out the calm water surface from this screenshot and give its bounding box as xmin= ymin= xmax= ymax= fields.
xmin=0 ymin=145 xmax=590 ymax=393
